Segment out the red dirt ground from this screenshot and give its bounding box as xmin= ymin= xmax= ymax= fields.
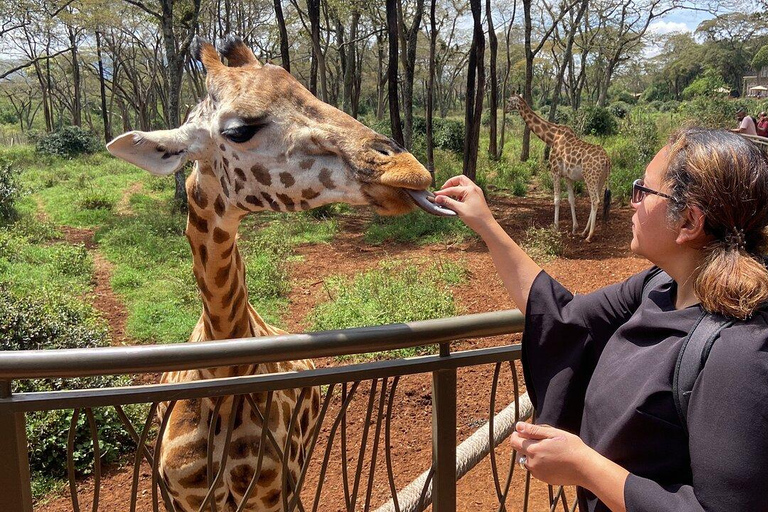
xmin=34 ymin=193 xmax=648 ymax=512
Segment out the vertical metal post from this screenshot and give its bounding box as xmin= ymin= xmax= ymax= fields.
xmin=432 ymin=343 xmax=456 ymax=512
xmin=0 ymin=381 xmax=32 ymax=512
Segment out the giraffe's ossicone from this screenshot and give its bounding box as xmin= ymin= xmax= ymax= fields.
xmin=107 ymin=34 xmax=450 ymax=512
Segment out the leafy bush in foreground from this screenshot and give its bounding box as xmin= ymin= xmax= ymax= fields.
xmin=1 ymin=288 xmax=140 ymax=480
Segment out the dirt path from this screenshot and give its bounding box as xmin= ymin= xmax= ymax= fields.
xmin=34 ymin=194 xmax=647 ymax=511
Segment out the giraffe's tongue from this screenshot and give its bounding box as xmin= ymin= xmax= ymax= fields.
xmin=405 ymin=189 xmax=457 ymax=217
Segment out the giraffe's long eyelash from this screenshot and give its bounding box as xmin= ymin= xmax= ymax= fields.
xmin=221 ymin=123 xmax=267 ymax=143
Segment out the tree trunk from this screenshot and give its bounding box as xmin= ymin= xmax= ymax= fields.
xmin=386 ymin=0 xmax=404 ymax=146
xmin=486 ymin=0 xmax=498 ymax=159
xmin=95 ymin=31 xmax=112 ymax=142
xmin=307 ymin=0 xmax=327 ymax=101
xmin=548 ymin=0 xmax=588 ymax=121
xmin=68 ymin=26 xmax=82 ymax=127
xmin=462 ymin=0 xmax=484 ymax=181
xmin=397 ymin=0 xmax=424 ymax=150
xmin=498 ymin=0 xmax=517 ymax=159
xmin=426 ymin=0 xmax=437 ymax=181
xmin=376 ymin=33 xmax=387 ymax=120
xmin=521 ymin=0 xmax=533 ymax=162
xmin=274 ymin=0 xmax=291 ymax=72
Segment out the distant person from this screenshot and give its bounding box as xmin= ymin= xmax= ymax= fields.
xmin=733 ymin=108 xmax=757 ymax=135
xmin=757 ymin=112 xmax=768 ymax=138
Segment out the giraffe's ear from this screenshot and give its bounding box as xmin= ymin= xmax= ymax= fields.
xmin=107 ymin=129 xmax=192 ymax=176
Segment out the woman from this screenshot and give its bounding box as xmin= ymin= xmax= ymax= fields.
xmin=433 ymin=128 xmax=768 ymax=511
xmin=757 ymin=111 xmax=768 ymax=137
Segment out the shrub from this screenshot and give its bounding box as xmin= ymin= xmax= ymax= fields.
xmin=1 ymin=288 xmax=141 ymax=479
xmin=575 ymin=106 xmax=618 ymax=136
xmin=520 ymin=226 xmax=564 ymax=262
xmin=609 ymin=101 xmax=631 ymax=119
xmin=0 ymin=162 xmax=21 ymax=221
xmin=35 ymin=126 xmax=100 ymax=157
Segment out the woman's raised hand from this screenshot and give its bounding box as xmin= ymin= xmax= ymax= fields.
xmin=433 ymin=175 xmax=496 ymax=235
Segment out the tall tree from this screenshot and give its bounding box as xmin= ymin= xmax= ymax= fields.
xmin=386 ymin=0 xmax=405 ymax=146
xmin=274 ymin=0 xmax=291 ymax=72
xmin=122 ymin=0 xmax=201 ymax=205
xmin=426 ymin=0 xmax=437 ymax=180
xmin=397 ymin=0 xmax=425 ymax=149
xmin=486 ymin=0 xmax=499 ymax=159
xmin=462 ymin=0 xmax=484 ymax=180
xmin=95 ymin=30 xmax=112 ymax=142
xmin=520 ymin=0 xmax=579 ymax=161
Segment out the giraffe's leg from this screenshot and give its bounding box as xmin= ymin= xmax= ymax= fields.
xmin=583 ymin=191 xmax=600 ymax=242
xmin=565 ymin=179 xmax=578 ymax=234
xmin=552 ymin=172 xmax=561 ymax=230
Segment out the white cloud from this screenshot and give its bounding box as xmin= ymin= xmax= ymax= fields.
xmin=648 ymin=20 xmax=693 ymax=35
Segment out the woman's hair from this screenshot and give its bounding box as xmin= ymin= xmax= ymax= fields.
xmin=665 ymin=128 xmax=768 ymax=319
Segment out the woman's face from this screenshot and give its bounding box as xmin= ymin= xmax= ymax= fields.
xmin=630 ymin=146 xmax=682 ymax=264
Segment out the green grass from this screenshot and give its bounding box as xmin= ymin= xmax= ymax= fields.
xmin=308 ymin=258 xmax=467 ymax=360
xmin=7 ymin=147 xmax=351 ymax=344
xmin=365 ymin=211 xmax=475 ymax=245
xmin=0 ymin=214 xmax=92 ymax=298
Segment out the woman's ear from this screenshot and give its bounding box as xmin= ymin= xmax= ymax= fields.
xmin=676 ymin=204 xmax=709 ymax=247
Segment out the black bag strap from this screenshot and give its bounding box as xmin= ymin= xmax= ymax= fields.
xmin=641 ymin=268 xmax=733 ymax=432
xmin=672 ymin=311 xmax=732 ymax=432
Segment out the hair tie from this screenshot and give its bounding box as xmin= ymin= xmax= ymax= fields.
xmin=724 ymin=227 xmax=746 ymax=251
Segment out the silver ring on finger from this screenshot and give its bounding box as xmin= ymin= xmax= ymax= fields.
xmin=518 ymin=455 xmax=528 ymax=471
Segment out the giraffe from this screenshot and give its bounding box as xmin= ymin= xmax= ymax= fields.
xmin=107 ymin=35 xmax=450 ymax=511
xmin=506 ymin=94 xmax=611 ymax=242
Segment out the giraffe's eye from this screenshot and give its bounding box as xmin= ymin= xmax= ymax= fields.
xmin=221 ymin=123 xmax=266 ymax=144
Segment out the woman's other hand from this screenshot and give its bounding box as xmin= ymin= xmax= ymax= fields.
xmin=510 ymin=422 xmax=593 ymax=487
xmin=433 ymin=175 xmax=496 ymax=235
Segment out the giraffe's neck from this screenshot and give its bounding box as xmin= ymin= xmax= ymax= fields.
xmin=187 ymin=210 xmax=255 ymax=342
xmin=516 ymin=100 xmax=559 ymax=146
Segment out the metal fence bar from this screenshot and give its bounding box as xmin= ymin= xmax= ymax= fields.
xmin=432 ymin=343 xmax=457 ymax=512
xmin=0 ymin=310 xmax=524 ymax=379
xmin=0 ymin=310 xmax=528 ymax=512
xmin=1 ymin=345 xmax=522 ymax=413
xmin=0 ymin=380 xmax=32 ymax=512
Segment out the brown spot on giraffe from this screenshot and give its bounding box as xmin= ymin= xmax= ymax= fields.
xmin=318 ymin=168 xmax=336 ymax=189
xmin=251 ymin=164 xmax=271 ymax=185
xmin=213 ymin=227 xmax=230 ymax=244
xmin=214 ymin=195 xmax=226 ymax=217
xmin=234 ymin=167 xmax=247 ymax=181
xmin=279 ymin=172 xmax=295 ymax=187
xmin=301 ymin=188 xmax=320 ymax=200
xmin=187 ymin=206 xmax=209 ymax=233
xmin=299 ymin=158 xmax=315 ymax=170
xmin=276 ymin=193 xmax=295 ymax=211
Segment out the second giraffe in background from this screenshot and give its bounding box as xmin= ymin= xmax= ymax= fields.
xmin=506 ymin=94 xmax=611 ymax=242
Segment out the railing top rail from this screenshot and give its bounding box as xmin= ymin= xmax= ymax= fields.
xmin=0 ymin=309 xmax=524 ymax=380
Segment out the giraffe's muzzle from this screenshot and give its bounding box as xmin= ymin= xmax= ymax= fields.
xmin=405 ymin=189 xmax=457 ymax=217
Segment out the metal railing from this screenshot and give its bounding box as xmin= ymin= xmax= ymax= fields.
xmin=0 ymin=310 xmax=576 ymax=512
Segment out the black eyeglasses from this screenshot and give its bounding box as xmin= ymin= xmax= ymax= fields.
xmin=631 ymin=179 xmax=675 ymax=204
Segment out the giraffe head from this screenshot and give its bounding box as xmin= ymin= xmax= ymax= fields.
xmin=505 ymin=94 xmax=524 ymax=114
xmin=108 ymin=35 xmax=451 ymax=217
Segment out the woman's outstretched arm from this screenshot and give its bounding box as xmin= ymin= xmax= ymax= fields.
xmin=434 ymin=175 xmax=542 ymax=314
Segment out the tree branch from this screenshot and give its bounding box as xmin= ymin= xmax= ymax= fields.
xmin=0 ymin=48 xmax=72 ymax=81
